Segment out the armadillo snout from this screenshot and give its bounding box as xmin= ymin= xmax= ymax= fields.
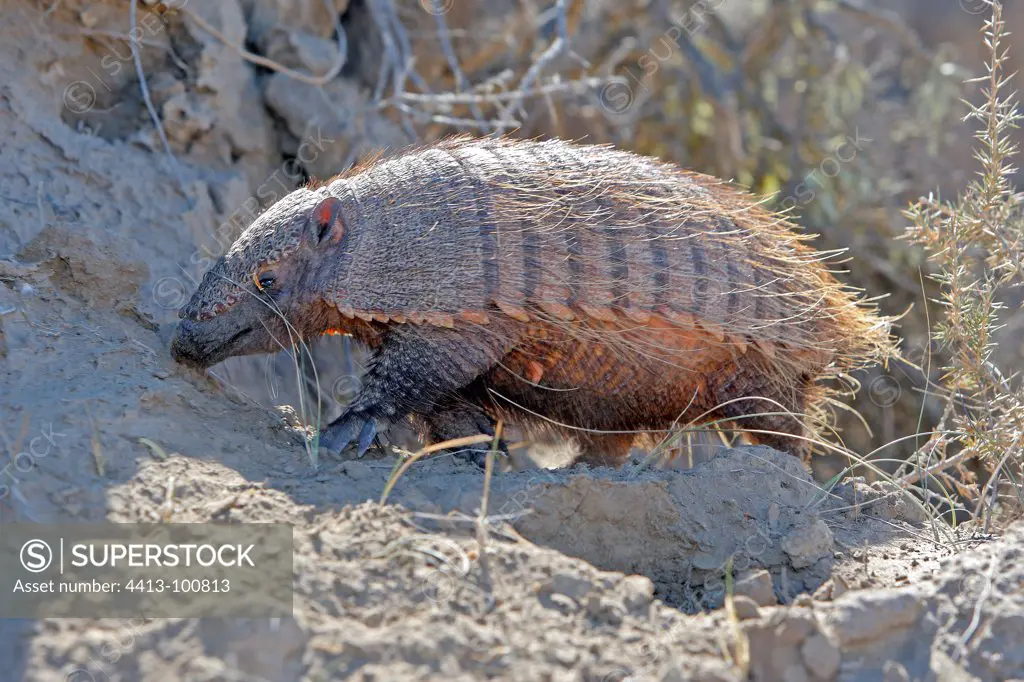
xmin=170 ymin=316 xmax=259 ymax=369
xmin=170 ymin=319 xmax=207 ymax=367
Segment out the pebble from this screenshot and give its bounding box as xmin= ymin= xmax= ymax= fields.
xmin=801 ymin=633 xmax=840 ymax=680
xmin=342 ymin=461 xmax=372 ymax=480
xmin=736 ymin=569 xmax=777 ymax=606
xmin=619 ymin=575 xmax=655 ymax=611
xmin=782 ymin=520 xmax=834 ymax=569
xmin=730 ymin=595 xmax=761 ymax=620
xmin=548 ymin=572 xmax=594 ymax=601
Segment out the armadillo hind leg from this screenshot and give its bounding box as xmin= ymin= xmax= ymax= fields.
xmin=747 ymin=427 xmax=810 ymax=461
xmin=571 ymin=433 xmax=636 ymax=469
xmin=420 ymin=390 xmax=507 ymax=467
xmin=320 ymin=323 xmax=519 ymax=456
xmin=709 ymin=361 xmax=811 ymax=460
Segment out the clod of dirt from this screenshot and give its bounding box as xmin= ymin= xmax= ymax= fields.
xmin=801 ymin=632 xmax=842 ymax=680
xmin=743 ymin=609 xmax=838 ymax=682
xmin=19 ymin=223 xmax=148 ymax=309
xmin=246 ymin=0 xmax=350 ymax=66
xmin=825 ymin=589 xmax=925 ymax=649
xmin=735 ymin=569 xmax=777 ymax=607
xmin=730 ymin=595 xmax=762 ymax=620
xmin=832 ymin=477 xmax=931 ymax=524
xmin=500 ymin=447 xmax=838 ymax=610
xmin=262 ymin=74 xmax=409 ymax=178
xmin=175 ymin=0 xmax=279 ymax=184
xmin=301 ymin=446 xmax=837 ymax=611
xmin=288 ymin=31 xmax=341 ymax=74
xmin=783 ymin=520 xmax=835 ymax=569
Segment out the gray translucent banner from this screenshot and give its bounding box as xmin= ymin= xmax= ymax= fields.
xmin=0 ymin=524 xmax=293 ymax=617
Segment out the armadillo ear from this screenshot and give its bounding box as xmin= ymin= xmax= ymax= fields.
xmin=311 ymin=196 xmax=345 ymax=246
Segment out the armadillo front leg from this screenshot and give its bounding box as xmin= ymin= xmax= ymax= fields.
xmin=320 ymin=323 xmax=518 ymax=457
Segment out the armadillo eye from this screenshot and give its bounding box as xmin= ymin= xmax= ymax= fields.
xmin=256 ymin=273 xmax=276 ymax=291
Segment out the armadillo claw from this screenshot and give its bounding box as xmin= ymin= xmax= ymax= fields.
xmin=319 ymin=410 xmax=378 ymax=458
xmin=452 ymin=439 xmax=510 ymax=470
xmin=424 ymin=407 xmax=508 ymax=469
xmin=356 ymin=419 xmax=377 ymax=458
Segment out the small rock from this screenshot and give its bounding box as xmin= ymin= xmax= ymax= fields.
xmin=692 ymin=550 xmax=722 ymax=570
xmin=783 ymin=664 xmax=810 ymax=682
xmin=832 ymin=476 xmax=865 ymax=502
xmin=775 ymin=613 xmax=817 ymax=645
xmin=735 ymin=569 xmax=776 ymax=606
xmin=619 ymin=575 xmax=655 ymax=611
xmin=80 ymin=7 xmax=102 ymax=28
xmin=548 ymin=573 xmax=594 ymax=601
xmin=881 ymin=660 xmax=910 ymax=682
xmin=262 ymin=74 xmax=410 ymax=179
xmin=585 ymin=594 xmax=624 ymax=625
xmin=289 ymin=31 xmax=340 ymax=75
xmin=275 ymin=405 xmax=303 ymax=427
xmin=544 ymin=592 xmax=577 ymax=615
xmin=812 ymin=580 xmax=835 ymax=601
xmin=184 ymin=0 xmax=248 ymax=46
xmin=744 ymin=612 xmax=811 ymax=681
xmin=660 ymin=669 xmax=687 ymax=682
xmin=342 ymin=461 xmax=372 ymax=481
xmin=782 ymin=520 xmax=834 ymax=569
xmin=730 ymin=595 xmax=761 ymax=620
xmin=801 ymin=633 xmax=840 ymax=680
xmin=549 ymin=645 xmax=578 ymax=667
xmin=869 ymin=482 xmax=929 ymax=524
xmin=248 ymin=0 xmax=349 ymax=45
xmin=161 ymin=92 xmax=215 ymax=144
xmin=825 ymin=591 xmax=923 ymax=647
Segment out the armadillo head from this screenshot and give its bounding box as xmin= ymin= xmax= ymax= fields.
xmin=171 ymin=187 xmax=346 ymax=368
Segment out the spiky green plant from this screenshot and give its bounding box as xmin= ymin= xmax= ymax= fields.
xmin=903 ymin=0 xmax=1024 ymax=528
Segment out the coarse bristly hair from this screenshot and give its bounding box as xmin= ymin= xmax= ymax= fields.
xmin=176 ymin=135 xmax=899 ymax=462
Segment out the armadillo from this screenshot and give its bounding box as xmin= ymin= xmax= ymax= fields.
xmin=171 ymin=136 xmax=894 ymax=466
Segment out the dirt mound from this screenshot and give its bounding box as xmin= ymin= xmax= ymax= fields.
xmin=10 ymin=490 xmax=1024 ymax=681
xmin=1 ymin=1 xmax=1021 ymax=681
